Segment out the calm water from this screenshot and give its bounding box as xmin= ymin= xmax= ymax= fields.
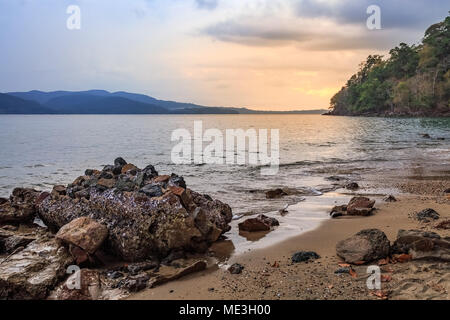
xmin=0 ymin=114 xmax=449 ymax=218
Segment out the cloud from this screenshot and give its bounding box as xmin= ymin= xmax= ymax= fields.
xmin=195 ymin=0 xmax=219 ymax=11
xmin=295 ymin=0 xmax=448 ymax=29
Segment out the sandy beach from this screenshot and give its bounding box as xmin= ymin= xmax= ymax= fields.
xmin=130 ymin=180 xmax=450 ymax=300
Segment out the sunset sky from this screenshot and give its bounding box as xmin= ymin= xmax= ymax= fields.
xmin=0 ymin=0 xmax=447 ymax=110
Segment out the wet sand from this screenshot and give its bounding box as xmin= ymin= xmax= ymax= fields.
xmin=130 ymin=192 xmax=450 ymax=300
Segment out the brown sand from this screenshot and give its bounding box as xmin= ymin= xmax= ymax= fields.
xmin=130 ymin=195 xmax=450 ymax=300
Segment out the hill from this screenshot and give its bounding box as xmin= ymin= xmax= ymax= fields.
xmin=327 ymin=14 xmax=450 ymax=117
xmin=0 ymin=93 xmax=55 ymax=114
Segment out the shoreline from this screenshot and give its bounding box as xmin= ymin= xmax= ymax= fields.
xmin=130 ymin=189 xmax=450 ymax=300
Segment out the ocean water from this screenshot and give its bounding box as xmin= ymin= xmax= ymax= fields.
xmin=0 ymin=114 xmax=449 ymax=215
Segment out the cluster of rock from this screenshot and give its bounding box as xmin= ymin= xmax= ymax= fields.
xmin=0 ymin=158 xmax=233 ymax=299
xmin=330 ymin=196 xmax=376 ymax=218
xmin=336 ymin=227 xmax=450 ymax=265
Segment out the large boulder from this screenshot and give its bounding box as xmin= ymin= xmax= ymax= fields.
xmin=336 ymin=229 xmax=390 ymax=264
xmin=0 ymin=236 xmax=74 ymax=299
xmin=0 ymin=188 xmax=41 ymax=224
xmin=37 ymin=159 xmax=232 ymax=262
xmin=391 ymin=230 xmax=450 ymax=261
xmin=56 ymin=217 xmax=108 ymax=264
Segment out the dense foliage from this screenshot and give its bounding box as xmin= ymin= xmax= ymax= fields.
xmin=330 ymin=14 xmax=450 ymax=116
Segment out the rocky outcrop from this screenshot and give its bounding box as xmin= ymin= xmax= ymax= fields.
xmin=0 ymin=227 xmax=36 ymax=254
xmin=0 ymin=236 xmax=74 ymax=299
xmin=336 ymin=229 xmax=390 ymax=264
xmin=391 ymin=230 xmax=450 ymax=261
xmin=238 ymin=214 xmax=279 ymax=232
xmin=37 ymin=158 xmax=232 ymax=262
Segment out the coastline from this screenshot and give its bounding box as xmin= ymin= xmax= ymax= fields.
xmin=130 ymin=182 xmax=450 ymax=300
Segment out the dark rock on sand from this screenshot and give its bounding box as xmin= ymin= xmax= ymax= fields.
xmin=391 ymin=229 xmax=450 ymax=261
xmin=336 ymin=229 xmax=390 ymax=264
xmin=444 ymin=188 xmax=450 ymax=194
xmin=37 ymin=158 xmax=232 ymax=262
xmin=265 ymin=189 xmax=287 ymax=199
xmin=436 ymin=220 xmax=450 ymax=230
xmin=334 ymin=267 xmax=351 ymax=274
xmin=345 ymin=182 xmax=359 ymax=191
xmin=228 ymin=263 xmax=244 ymax=274
xmin=416 ymin=208 xmax=440 ymax=222
xmin=384 ymin=195 xmax=397 ymax=202
xmin=0 ymin=236 xmax=74 ymax=299
xmin=238 ymin=214 xmax=279 ymax=232
xmin=292 ymin=251 xmax=320 ymax=263
xmin=346 ymin=197 xmax=375 ymax=216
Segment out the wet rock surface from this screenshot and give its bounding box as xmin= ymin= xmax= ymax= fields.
xmin=238 ymin=214 xmax=279 ymax=232
xmin=0 ymin=236 xmax=74 ymax=299
xmin=330 ymin=197 xmax=376 ymax=218
xmin=0 ymin=188 xmax=41 ymax=224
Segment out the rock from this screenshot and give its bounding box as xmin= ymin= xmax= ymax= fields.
xmin=56 ymin=217 xmax=108 ymax=258
xmin=52 ymin=185 xmax=67 ymax=196
xmin=0 ymin=228 xmax=36 ymax=254
xmin=149 ymin=260 xmax=207 ymax=287
xmin=391 ymin=229 xmax=450 ymax=261
xmin=85 ymin=169 xmax=94 ymax=176
xmin=121 ymin=164 xmax=138 ymax=175
xmin=114 ymin=157 xmax=127 ymax=167
xmin=265 ymin=189 xmax=287 ymax=199
xmin=384 ymin=195 xmax=397 ymax=202
xmin=0 ymin=237 xmax=74 ymax=299
xmin=228 ymin=263 xmax=244 ymax=274
xmin=154 ymin=175 xmax=171 ymax=183
xmin=436 ymin=220 xmax=450 ymax=230
xmin=0 ymin=188 xmax=40 ymax=224
xmin=139 ymin=184 xmax=163 ymax=198
xmin=115 ymin=175 xmax=136 ymax=192
xmin=336 ymin=229 xmax=390 ymax=264
xmin=291 ymin=251 xmax=320 ymax=263
xmin=422 ymin=133 xmax=431 ymax=139
xmin=416 ymin=208 xmax=440 ymax=222
xmin=345 ymin=182 xmax=359 ymax=191
xmin=346 ymin=197 xmax=375 ymax=216
xmin=126 ymin=260 xmax=159 ymax=275
xmin=238 ymin=214 xmax=279 ymax=232
xmin=37 ymin=160 xmax=232 ymax=262
xmin=444 ymin=188 xmax=450 ymax=194
xmin=122 ymin=273 xmax=151 ymax=292
xmin=330 ymin=205 xmax=347 ymax=218
xmin=334 ymin=267 xmax=351 ymax=274
xmin=169 ymin=174 xmax=186 ymax=189
xmin=50 ymin=269 xmax=101 ymax=300
xmin=97 ymin=178 xmax=116 ymax=190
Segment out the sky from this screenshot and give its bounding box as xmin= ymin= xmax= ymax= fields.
xmin=0 ymin=0 xmax=448 ymax=110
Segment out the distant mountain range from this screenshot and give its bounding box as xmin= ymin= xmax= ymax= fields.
xmin=0 ymin=90 xmax=326 ymax=115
